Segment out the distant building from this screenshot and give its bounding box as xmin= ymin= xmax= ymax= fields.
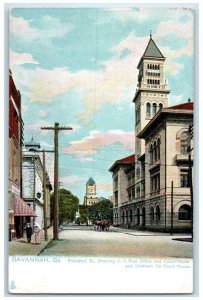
xmin=83 ymin=177 xmax=100 ymax=206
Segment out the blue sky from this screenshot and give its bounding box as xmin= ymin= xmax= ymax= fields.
xmin=9 ymin=7 xmax=194 ymax=203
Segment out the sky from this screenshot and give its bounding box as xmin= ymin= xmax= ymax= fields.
xmin=9 ymin=6 xmax=194 ymax=203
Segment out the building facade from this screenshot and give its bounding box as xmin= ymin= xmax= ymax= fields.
xmin=9 ymin=70 xmax=36 ymax=240
xmin=22 ymin=137 xmax=44 ymax=229
xmin=109 ymin=36 xmax=193 ymax=232
xmin=83 ymin=177 xmax=99 ymax=206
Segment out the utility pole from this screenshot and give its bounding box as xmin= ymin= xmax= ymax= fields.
xmin=33 ymin=155 xmax=36 ymax=228
xmin=170 ymin=181 xmax=173 ymax=236
xmin=41 ymin=122 xmax=73 ymax=240
xmin=41 ymin=149 xmax=54 ymax=241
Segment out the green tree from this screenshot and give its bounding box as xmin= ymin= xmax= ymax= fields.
xmin=50 ymin=188 xmax=79 ymax=225
xmin=87 ymin=200 xmax=113 ymax=222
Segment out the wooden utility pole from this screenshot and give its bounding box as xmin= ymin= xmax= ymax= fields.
xmin=170 ymin=181 xmax=173 ymax=236
xmin=42 ymin=149 xmax=54 ymax=241
xmin=33 ymin=155 xmax=36 ymax=228
xmin=41 ymin=122 xmax=73 ymax=240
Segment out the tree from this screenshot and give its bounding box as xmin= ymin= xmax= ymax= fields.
xmin=50 ymin=188 xmax=79 ymax=225
xmin=87 ymin=199 xmax=113 ymax=222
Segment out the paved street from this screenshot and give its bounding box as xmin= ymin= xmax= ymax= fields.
xmin=39 ymin=225 xmax=193 ymax=258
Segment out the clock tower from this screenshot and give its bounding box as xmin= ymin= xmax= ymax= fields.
xmin=84 ymin=177 xmax=98 ymax=206
xmin=133 ymin=34 xmax=170 ymax=156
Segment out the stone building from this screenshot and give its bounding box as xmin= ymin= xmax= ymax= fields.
xmin=109 ymin=35 xmax=193 ymax=232
xmin=83 ymin=177 xmax=99 ymax=206
xmin=22 ymin=137 xmax=52 ymax=229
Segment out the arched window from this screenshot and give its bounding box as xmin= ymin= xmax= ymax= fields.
xmin=158 ymin=80 xmax=160 ymax=84
xmin=155 ymin=65 xmax=157 ymax=70
xmin=180 ymin=131 xmax=188 ymax=154
xmin=150 ymin=144 xmax=153 ymax=164
xmin=147 ymin=64 xmax=149 ymax=69
xmin=157 ymin=65 xmax=160 ymax=70
xmin=147 ymin=79 xmax=149 ymax=84
xmin=136 ymin=167 xmax=140 ymax=180
xmin=155 ymin=206 xmax=161 ymax=221
xmin=150 ymin=207 xmax=154 ymax=222
xmin=152 ymin=64 xmax=154 ymax=70
xmin=159 ymin=103 xmax=163 ymax=111
xmin=152 ymin=103 xmax=157 ymax=116
xmin=146 ymin=102 xmax=151 ymax=118
xmin=178 ymin=205 xmax=191 ymax=220
xmin=150 ymin=64 xmax=152 ymax=69
xmin=153 ymin=141 xmax=157 ymax=161
xmin=157 ymin=138 xmax=160 ymax=160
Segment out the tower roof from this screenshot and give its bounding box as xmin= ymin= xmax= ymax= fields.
xmin=25 ymin=136 xmax=40 ymax=149
xmin=138 ymin=36 xmax=165 ymax=68
xmin=86 ymin=177 xmax=95 ymax=186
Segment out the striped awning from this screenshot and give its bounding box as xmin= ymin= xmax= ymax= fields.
xmin=14 ymin=195 xmax=37 ymax=217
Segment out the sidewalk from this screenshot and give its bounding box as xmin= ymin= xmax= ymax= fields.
xmin=9 ymin=227 xmax=53 ymax=256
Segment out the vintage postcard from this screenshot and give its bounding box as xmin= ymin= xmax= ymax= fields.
xmin=8 ymin=4 xmax=195 ymax=294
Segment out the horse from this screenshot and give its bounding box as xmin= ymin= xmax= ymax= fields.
xmin=93 ymin=219 xmax=111 ymax=231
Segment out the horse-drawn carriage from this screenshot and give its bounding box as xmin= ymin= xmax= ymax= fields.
xmin=93 ymin=219 xmax=111 ymax=231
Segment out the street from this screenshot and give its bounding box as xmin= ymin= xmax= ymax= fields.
xmin=40 ymin=225 xmax=193 ymax=258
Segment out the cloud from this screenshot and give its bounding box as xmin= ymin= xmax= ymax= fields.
xmin=63 ymin=130 xmax=134 ymax=161
xmin=96 ymin=8 xmax=150 ymax=24
xmin=169 ymin=94 xmax=184 ymax=105
xmin=9 ymin=50 xmax=38 ymax=67
xmin=96 ymin=180 xmax=112 ymax=193
xmin=11 ymin=16 xmax=193 ymax=123
xmin=38 ymin=111 xmax=49 ymax=119
xmin=10 ymin=14 xmax=73 ymax=41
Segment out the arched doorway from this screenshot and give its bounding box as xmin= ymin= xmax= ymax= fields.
xmin=155 ymin=205 xmax=161 ymax=222
xmin=142 ymin=207 xmax=146 ymax=226
xmin=150 ymin=206 xmax=154 ymax=223
xmin=178 ymin=205 xmax=191 ymax=220
xmin=137 ymin=208 xmax=140 ymax=225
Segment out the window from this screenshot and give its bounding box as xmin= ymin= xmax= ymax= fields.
xmin=180 ymin=169 xmax=189 ymax=187
xmin=178 ymin=205 xmax=191 ymax=220
xmin=180 ymin=132 xmax=188 ymax=154
xmin=150 ymin=144 xmax=153 ymax=164
xmin=153 ymin=141 xmax=157 ymax=161
xmin=146 ymin=102 xmax=151 ymax=118
xmin=136 ymin=167 xmax=140 ymax=180
xmin=157 ymin=138 xmax=160 ymax=160
xmin=150 ymin=167 xmax=160 ymax=194
xmin=114 ymin=191 xmax=118 ymax=207
xmin=136 ymin=186 xmax=140 ymax=199
xmin=152 ymin=103 xmax=157 ymax=116
xmin=158 ymin=103 xmax=163 ymax=110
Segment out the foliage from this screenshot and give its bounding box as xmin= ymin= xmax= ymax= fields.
xmin=87 ymin=199 xmax=113 ymax=222
xmin=50 ymin=188 xmax=79 ymax=225
xmin=78 ymin=205 xmax=88 ymax=224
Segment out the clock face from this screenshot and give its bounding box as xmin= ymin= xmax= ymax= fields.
xmin=88 ymin=186 xmax=94 ymax=193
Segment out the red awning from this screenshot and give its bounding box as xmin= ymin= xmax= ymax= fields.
xmin=14 ymin=195 xmax=37 ymax=217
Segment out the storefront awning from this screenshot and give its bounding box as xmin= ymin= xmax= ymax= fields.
xmin=14 ymin=195 xmax=37 ymax=217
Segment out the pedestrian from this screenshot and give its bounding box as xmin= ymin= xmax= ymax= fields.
xmin=34 ymin=223 xmax=41 ymax=244
xmin=25 ymin=223 xmax=33 ymax=243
